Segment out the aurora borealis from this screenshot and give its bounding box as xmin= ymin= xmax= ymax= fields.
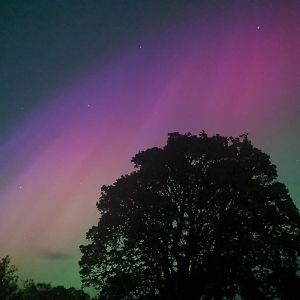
xmin=0 ymin=0 xmax=300 ymax=290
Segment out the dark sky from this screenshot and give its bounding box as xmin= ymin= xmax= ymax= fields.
xmin=0 ymin=0 xmax=208 ymax=135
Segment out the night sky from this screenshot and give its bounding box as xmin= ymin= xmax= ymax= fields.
xmin=0 ymin=0 xmax=300 ymax=290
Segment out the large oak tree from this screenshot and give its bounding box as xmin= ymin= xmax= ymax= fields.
xmin=80 ymin=132 xmax=300 ymax=299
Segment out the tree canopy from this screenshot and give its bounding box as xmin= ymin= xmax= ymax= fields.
xmin=80 ymin=132 xmax=300 ymax=299
xmin=19 ymin=280 xmax=90 ymax=300
xmin=0 ymin=256 xmax=18 ymax=299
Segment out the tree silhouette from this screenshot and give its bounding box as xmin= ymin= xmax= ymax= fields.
xmin=0 ymin=256 xmax=90 ymax=300
xmin=0 ymin=256 xmax=19 ymax=299
xmin=80 ymin=132 xmax=300 ymax=299
xmin=19 ymin=280 xmax=90 ymax=300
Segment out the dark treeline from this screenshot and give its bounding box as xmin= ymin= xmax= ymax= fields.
xmin=0 ymin=256 xmax=90 ymax=300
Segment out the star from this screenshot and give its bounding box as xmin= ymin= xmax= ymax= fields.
xmin=256 ymin=25 xmax=261 ymax=30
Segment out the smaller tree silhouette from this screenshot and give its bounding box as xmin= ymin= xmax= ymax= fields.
xmin=0 ymin=255 xmax=91 ymax=300
xmin=80 ymin=132 xmax=300 ymax=299
xmin=19 ymin=280 xmax=90 ymax=300
xmin=0 ymin=256 xmax=19 ymax=299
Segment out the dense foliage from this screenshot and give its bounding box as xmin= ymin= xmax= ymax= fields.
xmin=19 ymin=280 xmax=90 ymax=300
xmin=0 ymin=256 xmax=18 ymax=299
xmin=80 ymin=132 xmax=300 ymax=299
